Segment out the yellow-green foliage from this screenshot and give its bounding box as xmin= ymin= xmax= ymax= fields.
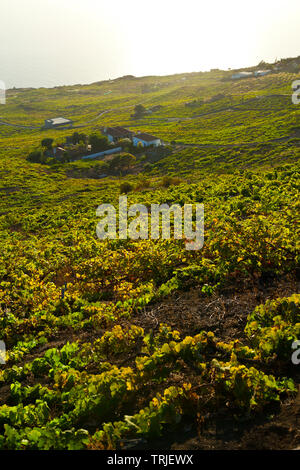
xmin=0 ymin=70 xmax=299 ymax=449
xmin=245 ymin=294 xmax=300 ymax=360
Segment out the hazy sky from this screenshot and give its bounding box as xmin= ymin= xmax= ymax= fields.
xmin=1 ymin=0 xmax=300 ymax=88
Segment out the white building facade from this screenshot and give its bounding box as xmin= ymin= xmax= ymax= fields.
xmin=132 ymin=133 xmax=161 ymax=147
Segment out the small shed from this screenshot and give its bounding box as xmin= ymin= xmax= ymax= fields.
xmin=44 ymin=117 xmax=73 ymax=129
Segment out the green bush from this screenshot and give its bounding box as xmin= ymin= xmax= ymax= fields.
xmin=120 ymin=182 xmax=133 ymax=194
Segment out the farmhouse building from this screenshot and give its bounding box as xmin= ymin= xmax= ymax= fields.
xmin=102 ymin=126 xmax=133 ymax=143
xmin=44 ymin=117 xmax=73 ymax=129
xmin=132 ymin=132 xmax=161 ymax=147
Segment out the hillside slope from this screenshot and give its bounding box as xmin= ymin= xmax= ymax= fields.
xmin=0 ymin=65 xmax=299 ymax=450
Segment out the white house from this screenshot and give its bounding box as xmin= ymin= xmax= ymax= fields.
xmin=132 ymin=132 xmax=161 ymax=147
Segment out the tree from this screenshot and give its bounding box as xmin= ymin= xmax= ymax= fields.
xmin=119 ymin=138 xmax=133 ymax=151
xmin=89 ymin=133 xmax=109 ymax=152
xmin=71 ymin=132 xmax=80 ymax=144
xmin=41 ymin=138 xmax=54 ymax=150
xmin=110 ymin=153 xmax=136 ymax=174
xmin=71 ymin=132 xmax=87 ymax=145
xmin=134 ymin=104 xmax=146 ymax=116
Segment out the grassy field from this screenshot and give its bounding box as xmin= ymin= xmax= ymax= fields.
xmin=0 ymin=67 xmax=299 ymax=450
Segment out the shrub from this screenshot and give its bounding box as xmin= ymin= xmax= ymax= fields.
xmin=135 ymin=176 xmax=151 ymax=191
xmin=120 ymin=182 xmax=133 ymax=194
xmin=41 ymin=138 xmax=54 ymax=150
xmin=118 ymin=138 xmax=133 ymax=151
xmin=160 ymin=175 xmax=182 ymax=188
xmin=110 ymin=153 xmax=136 ymax=174
xmin=143 ymin=162 xmax=153 ymax=172
xmin=27 ymin=150 xmax=44 ymax=163
xmin=89 ymin=133 xmax=109 ymax=152
xmin=245 ymin=294 xmax=300 ymax=361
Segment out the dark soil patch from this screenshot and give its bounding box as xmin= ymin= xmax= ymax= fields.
xmin=133 ymin=275 xmax=299 ymax=342
xmin=170 ymin=385 xmax=300 ymax=450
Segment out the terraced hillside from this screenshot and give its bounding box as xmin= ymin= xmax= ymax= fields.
xmin=0 ymin=66 xmax=299 ymax=450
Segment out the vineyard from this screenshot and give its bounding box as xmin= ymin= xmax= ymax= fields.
xmin=0 ymin=67 xmax=299 ymax=450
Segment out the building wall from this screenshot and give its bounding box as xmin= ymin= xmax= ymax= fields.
xmin=132 ymin=137 xmax=161 ymax=147
xmin=106 ymin=134 xmax=115 ymax=143
xmin=81 ymin=146 xmax=122 ymax=160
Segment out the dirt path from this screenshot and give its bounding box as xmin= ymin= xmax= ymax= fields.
xmin=0 ymin=120 xmax=40 ymax=129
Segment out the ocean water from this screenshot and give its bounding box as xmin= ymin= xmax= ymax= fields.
xmin=1 ymin=59 xmax=114 ymax=90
